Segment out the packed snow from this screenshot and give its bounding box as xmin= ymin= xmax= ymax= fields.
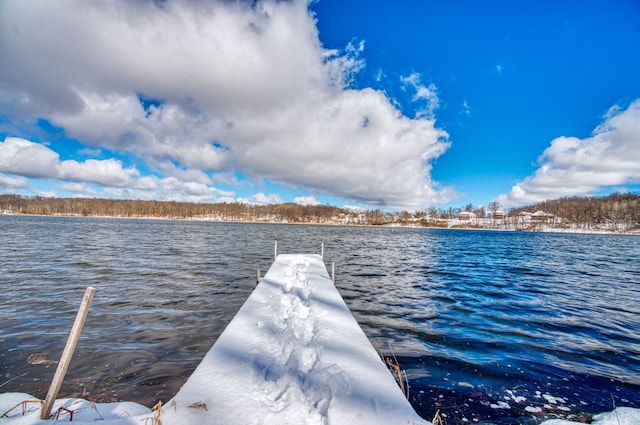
xmin=1 ymin=254 xmax=638 ymax=424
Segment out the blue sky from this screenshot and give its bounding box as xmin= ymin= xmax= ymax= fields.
xmin=1 ymin=0 xmax=639 ymax=211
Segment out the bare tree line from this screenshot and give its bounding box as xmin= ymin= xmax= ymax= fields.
xmin=0 ymin=194 xmax=352 ymax=223
xmin=507 ymin=192 xmax=640 ymax=231
xmin=1 ymin=192 xmax=638 ymax=231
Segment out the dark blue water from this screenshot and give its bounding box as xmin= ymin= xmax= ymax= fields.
xmin=1 ymin=216 xmax=638 ymax=424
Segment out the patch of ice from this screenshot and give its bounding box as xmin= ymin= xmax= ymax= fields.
xmin=543 ymin=393 xmax=565 ymax=404
xmin=490 ymin=401 xmax=511 ymax=409
xmin=505 ymin=389 xmax=526 ymax=403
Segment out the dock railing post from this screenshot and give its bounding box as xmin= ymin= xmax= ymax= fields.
xmin=274 ymin=240 xmax=278 ymax=260
xmin=321 ymin=243 xmax=324 ymax=259
xmin=41 ymin=287 xmax=95 ymax=419
xmin=332 ymin=262 xmax=335 ymax=284
xmin=256 ymin=269 xmax=260 ymax=284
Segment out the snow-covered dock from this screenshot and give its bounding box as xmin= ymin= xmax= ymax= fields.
xmin=1 ymin=254 xmax=429 ymax=424
xmin=164 ymin=253 xmax=429 ymax=424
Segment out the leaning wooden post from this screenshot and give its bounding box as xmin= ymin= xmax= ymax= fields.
xmin=41 ymin=287 xmax=96 ymax=419
xmin=274 ymin=240 xmax=278 ymax=260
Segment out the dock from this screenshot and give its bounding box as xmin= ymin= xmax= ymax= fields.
xmin=163 ymin=253 xmax=429 ymax=424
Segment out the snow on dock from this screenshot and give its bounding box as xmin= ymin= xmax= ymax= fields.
xmin=164 ymin=253 xmax=429 ymax=424
xmin=0 ymin=254 xmax=429 ymax=424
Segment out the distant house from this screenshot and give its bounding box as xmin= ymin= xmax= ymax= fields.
xmin=492 ymin=211 xmax=506 ymax=219
xmin=531 ymin=210 xmax=553 ymax=223
xmin=458 ymin=211 xmax=475 ymax=221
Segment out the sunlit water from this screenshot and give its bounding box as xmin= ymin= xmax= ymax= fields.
xmin=1 ymin=216 xmax=638 ymax=424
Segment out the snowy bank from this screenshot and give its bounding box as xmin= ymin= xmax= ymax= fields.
xmin=1 ymin=254 xmax=429 ymax=424
xmin=540 ymin=407 xmax=640 ymax=425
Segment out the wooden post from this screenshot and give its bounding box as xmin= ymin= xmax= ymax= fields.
xmin=332 ymin=262 xmax=335 ymax=284
xmin=41 ymin=287 xmax=95 ymax=419
xmin=256 ymin=269 xmax=260 ymax=284
xmin=274 ymin=240 xmax=278 ymax=260
xmin=321 ymin=243 xmax=324 ymax=259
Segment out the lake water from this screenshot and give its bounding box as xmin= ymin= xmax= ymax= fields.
xmin=0 ymin=215 xmax=638 ymax=424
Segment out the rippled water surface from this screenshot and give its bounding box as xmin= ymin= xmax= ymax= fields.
xmin=1 ymin=216 xmax=638 ymax=423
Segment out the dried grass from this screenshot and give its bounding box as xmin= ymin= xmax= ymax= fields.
xmin=431 ymin=409 xmax=444 ymax=425
xmin=383 ymin=343 xmax=409 ymax=399
xmin=144 ymin=400 xmax=164 ymax=425
xmin=0 ymin=399 xmax=43 ymax=418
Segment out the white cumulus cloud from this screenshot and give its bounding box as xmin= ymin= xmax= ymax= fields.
xmin=293 ymin=196 xmax=320 ymax=206
xmin=400 ymin=72 xmax=440 ymax=118
xmin=0 ymin=173 xmax=29 ymax=190
xmin=239 ymin=193 xmax=283 ymax=205
xmin=0 ymin=0 xmax=453 ymax=209
xmin=0 ymin=137 xmax=138 ymax=187
xmin=497 ymin=100 xmax=640 ymax=207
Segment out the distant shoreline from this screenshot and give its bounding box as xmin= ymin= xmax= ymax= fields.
xmin=3 ymin=211 xmax=638 ymax=236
